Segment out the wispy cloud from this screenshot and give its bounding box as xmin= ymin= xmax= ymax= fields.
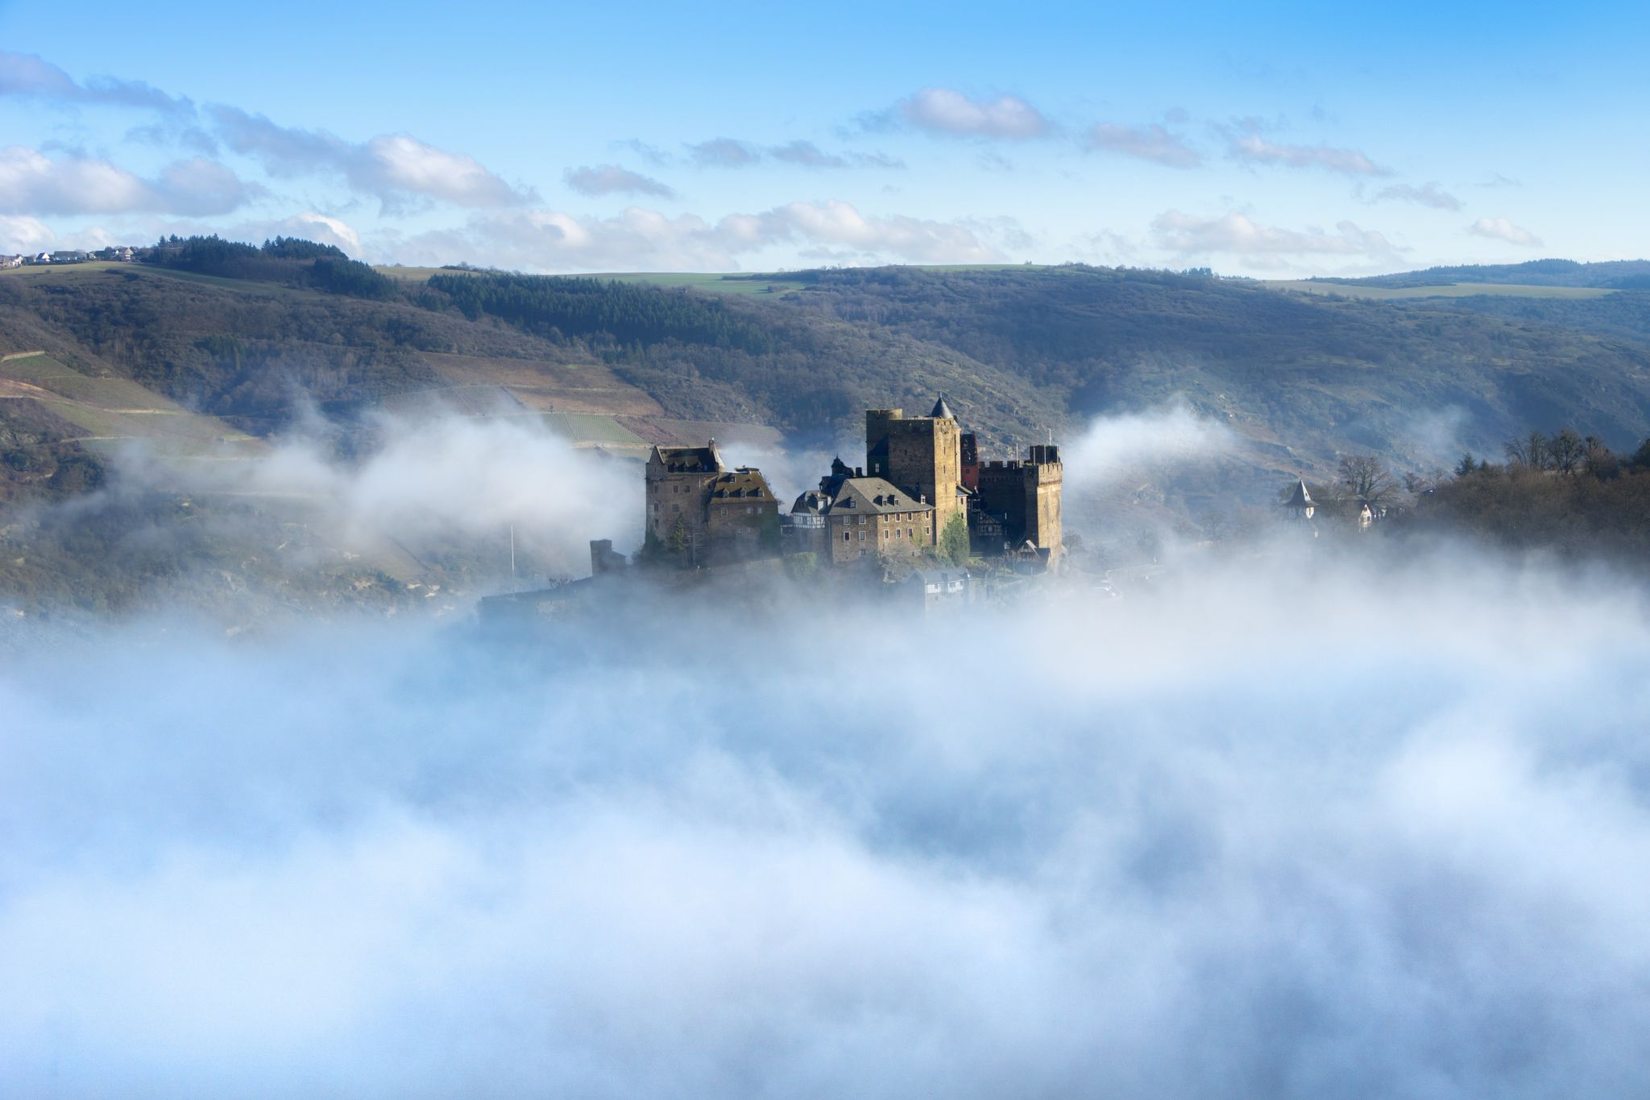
xmin=564 ymin=164 xmax=676 ymax=199
xmin=1468 ymin=217 xmax=1542 ymax=247
xmin=1152 ymin=209 xmax=1401 ymax=259
xmin=1085 ymin=123 xmax=1202 ymax=168
xmin=686 ymin=138 xmax=762 ymax=168
xmin=769 ymin=140 xmax=903 ymax=170
xmin=886 ymin=87 xmax=1050 ymax=139
xmin=0 ymin=146 xmax=255 ymax=217
xmin=1229 ymin=132 xmax=1389 ymax=176
xmin=211 ymin=106 xmax=535 ymax=211
xmin=1371 ymin=182 xmax=1462 ymax=211
xmin=0 ymin=50 xmax=193 ymax=116
xmin=685 ymin=138 xmax=901 ymax=170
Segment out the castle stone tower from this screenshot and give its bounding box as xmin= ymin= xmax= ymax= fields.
xmin=975 ymin=443 xmax=1063 ymax=564
xmin=865 ymin=397 xmax=964 ymax=544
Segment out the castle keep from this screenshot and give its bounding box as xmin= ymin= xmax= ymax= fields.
xmin=865 ymin=399 xmax=966 ymax=540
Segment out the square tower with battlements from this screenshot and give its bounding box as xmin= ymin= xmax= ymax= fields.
xmin=864 ymin=397 xmax=965 ymax=545
xmin=973 ymin=443 xmax=1063 ymax=565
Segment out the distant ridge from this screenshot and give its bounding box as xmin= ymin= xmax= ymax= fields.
xmin=1312 ymin=258 xmax=1650 ymax=291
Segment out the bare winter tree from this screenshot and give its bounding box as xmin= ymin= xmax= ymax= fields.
xmin=1504 ymin=431 xmax=1549 ymax=469
xmin=1338 ymin=454 xmax=1394 ymax=504
xmin=1548 ymin=427 xmax=1586 ymax=474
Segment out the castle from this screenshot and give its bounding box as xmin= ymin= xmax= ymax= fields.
xmin=640 ymin=397 xmax=1063 ymax=572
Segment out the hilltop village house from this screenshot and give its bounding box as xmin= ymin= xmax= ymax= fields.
xmin=634 ymin=397 xmax=1064 ymax=574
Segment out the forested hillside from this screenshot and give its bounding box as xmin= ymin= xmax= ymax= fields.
xmin=7 ymin=240 xmax=1650 ymax=505
xmin=8 ymin=237 xmax=1650 ymax=615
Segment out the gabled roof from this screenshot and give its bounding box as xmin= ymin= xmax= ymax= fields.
xmin=791 ymin=489 xmax=832 ymax=515
xmin=827 ymin=476 xmax=934 ymax=516
xmin=649 ymin=442 xmax=722 ymax=474
xmin=707 ymin=467 xmax=775 ymax=503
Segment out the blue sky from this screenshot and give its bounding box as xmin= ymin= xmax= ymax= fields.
xmin=2 ymin=0 xmax=1646 ymax=274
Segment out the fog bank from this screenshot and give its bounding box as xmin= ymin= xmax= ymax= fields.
xmin=4 ymin=545 xmax=1650 ymax=1097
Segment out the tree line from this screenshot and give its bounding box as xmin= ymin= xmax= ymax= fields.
xmin=1382 ymin=427 xmax=1650 ymax=563
xmin=144 ymin=235 xmax=398 ymax=300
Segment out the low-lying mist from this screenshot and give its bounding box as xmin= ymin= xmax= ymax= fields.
xmin=133 ymin=410 xmax=645 ymax=577
xmin=4 ymin=534 xmax=1650 ymax=1096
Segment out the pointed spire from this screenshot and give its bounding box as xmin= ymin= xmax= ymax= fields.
xmin=930 ymin=394 xmax=955 ymax=420
xmin=1284 ymin=477 xmax=1313 ymax=508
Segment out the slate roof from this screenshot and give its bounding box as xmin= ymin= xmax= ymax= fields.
xmin=790 ymin=489 xmax=832 ymax=515
xmin=930 ymin=395 xmax=955 ymax=419
xmin=827 ymin=476 xmax=934 ymax=516
xmin=1284 ymin=478 xmax=1314 ymax=508
xmin=707 ymin=467 xmax=775 ymax=503
xmin=650 ymin=443 xmax=722 ymax=473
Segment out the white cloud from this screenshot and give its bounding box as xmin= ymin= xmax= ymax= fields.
xmin=1372 ymin=182 xmax=1462 ymax=211
xmin=0 ymin=146 xmax=253 ymax=216
xmin=760 ymin=200 xmax=1003 ymax=262
xmin=1085 ymin=123 xmax=1202 ymax=168
xmin=1468 ymin=217 xmax=1543 ymax=247
xmin=0 ymin=213 xmax=53 ymax=253
xmin=211 ymin=106 xmax=533 ymax=211
xmin=0 ymin=146 xmax=148 ymax=214
xmin=1229 ymin=133 xmax=1389 ymax=176
xmin=896 ymin=88 xmax=1050 ymax=139
xmin=365 ymin=134 xmax=527 ymax=208
xmin=263 ymin=212 xmax=363 ymax=255
xmin=1152 ymin=210 xmax=1402 ymax=259
xmin=565 ymin=164 xmax=676 ymax=198
xmin=401 ymin=199 xmax=1006 ymax=270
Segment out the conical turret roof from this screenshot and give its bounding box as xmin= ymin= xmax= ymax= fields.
xmin=930 ymin=395 xmax=955 ymax=419
xmin=1284 ymin=477 xmax=1314 ymax=508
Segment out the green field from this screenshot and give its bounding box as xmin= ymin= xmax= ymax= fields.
xmin=375 ymin=265 xmax=812 ymax=297
xmin=591 ymin=272 xmax=811 ymax=296
xmin=1266 ymin=280 xmax=1615 ymax=301
xmin=538 ymin=412 xmax=648 ymax=445
xmin=0 ymin=352 xmax=258 ymax=453
xmin=0 ymin=261 xmax=310 ymax=296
